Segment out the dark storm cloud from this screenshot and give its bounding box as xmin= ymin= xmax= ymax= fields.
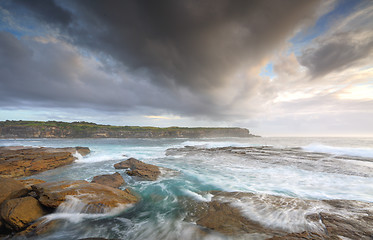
xmin=12 ymin=0 xmax=321 ymax=92
xmin=12 ymin=0 xmax=72 ymax=27
xmin=0 ymin=0 xmax=323 ymax=119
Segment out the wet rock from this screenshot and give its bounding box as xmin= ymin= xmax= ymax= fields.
xmin=114 ymin=158 xmax=161 ymax=181
xmin=192 ymin=200 xmax=283 ymax=237
xmin=91 ymin=172 xmax=125 ymax=188
xmin=267 ymin=231 xmax=334 ymax=240
xmin=74 ymin=147 xmax=90 ymax=156
xmin=181 ymin=191 xmax=373 ymax=239
xmin=0 ymin=196 xmax=48 ymax=231
xmin=319 ymin=212 xmax=373 ymax=240
xmin=32 ymin=180 xmax=138 ymax=212
xmin=0 ymin=146 xmax=89 ymax=178
xmin=0 ymin=177 xmax=28 ymax=205
xmin=15 ymin=219 xmax=61 ymax=238
xmin=19 ymin=179 xmax=46 ymax=191
xmin=79 ymin=238 xmax=119 ymax=240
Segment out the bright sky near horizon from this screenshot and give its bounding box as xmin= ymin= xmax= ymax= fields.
xmin=0 ymin=0 xmax=372 ymax=136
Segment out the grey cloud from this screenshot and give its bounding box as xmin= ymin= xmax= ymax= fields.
xmin=12 ymin=0 xmax=72 ymax=27
xmin=1 ymin=0 xmax=323 ymax=120
xmin=299 ymin=2 xmax=373 ymax=79
xmin=299 ymin=32 xmax=373 ymax=78
xmin=12 ymin=0 xmax=321 ymax=92
xmin=0 ymin=32 xmax=230 ymax=118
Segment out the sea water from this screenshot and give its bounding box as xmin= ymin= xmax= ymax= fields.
xmin=1 ymin=137 xmax=373 ymax=239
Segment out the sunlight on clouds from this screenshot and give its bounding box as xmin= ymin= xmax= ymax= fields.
xmin=338 ymin=84 xmax=373 ymax=100
xmin=144 ymin=115 xmax=181 ymax=120
xmin=274 ymin=91 xmax=314 ymax=103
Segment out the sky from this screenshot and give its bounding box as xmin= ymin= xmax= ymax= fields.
xmin=0 ymin=0 xmax=372 ymax=137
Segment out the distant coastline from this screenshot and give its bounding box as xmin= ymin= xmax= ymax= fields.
xmin=0 ymin=120 xmax=257 ymax=138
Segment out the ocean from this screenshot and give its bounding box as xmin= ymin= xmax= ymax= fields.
xmin=1 ymin=137 xmax=373 ymax=239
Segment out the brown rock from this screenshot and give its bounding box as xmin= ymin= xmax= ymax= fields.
xmin=56 ymin=147 xmax=90 ymax=156
xmin=319 ymin=212 xmax=373 ymax=240
xmin=0 ymin=146 xmax=90 ymax=178
xmin=0 ymin=177 xmax=28 ymax=205
xmin=91 ymin=172 xmax=125 ymax=188
xmin=32 ymin=180 xmax=138 ymax=213
xmin=15 ymin=219 xmax=61 ymax=238
xmin=114 ymin=158 xmax=160 ymax=180
xmin=182 ymin=191 xmax=373 ymax=239
xmin=267 ymin=231 xmax=337 ymax=240
xmin=79 ymin=238 xmax=119 ymax=240
xmin=194 ymin=201 xmax=283 ymax=237
xmin=19 ymin=179 xmax=46 ymax=191
xmin=0 ymin=196 xmax=47 ymax=231
xmin=74 ymin=147 xmax=90 ymax=156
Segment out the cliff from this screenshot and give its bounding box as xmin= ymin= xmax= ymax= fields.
xmin=0 ymin=121 xmax=256 ymax=138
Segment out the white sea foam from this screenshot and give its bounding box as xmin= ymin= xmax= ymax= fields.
xmin=74 ymin=152 xmax=123 ymax=163
xmin=179 ymin=140 xmax=252 ymax=148
xmin=72 ymin=151 xmax=84 ymax=161
xmin=302 ymin=143 xmax=373 ymax=158
xmin=43 ymin=196 xmax=130 ymax=223
xmin=183 ymin=190 xmax=213 ymax=202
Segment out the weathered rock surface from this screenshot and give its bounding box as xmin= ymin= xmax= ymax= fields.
xmin=19 ymin=178 xmax=46 ymax=191
xmin=0 ymin=196 xmax=48 ymax=231
xmin=15 ymin=219 xmax=61 ymax=238
xmin=267 ymin=231 xmax=334 ymax=240
xmin=198 ymin=201 xmax=283 ymax=237
xmin=114 ymin=158 xmax=161 ymax=181
xmin=0 ymin=146 xmax=90 ymax=178
xmin=0 ymin=177 xmax=28 ymax=205
xmin=32 ymin=180 xmax=138 ymax=213
xmin=91 ymin=172 xmax=125 ymax=188
xmin=181 ymin=191 xmax=373 ymax=240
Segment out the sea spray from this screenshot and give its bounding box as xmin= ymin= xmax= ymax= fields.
xmin=2 ymin=137 xmax=373 ymax=239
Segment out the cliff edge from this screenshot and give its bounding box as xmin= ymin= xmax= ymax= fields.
xmin=0 ymin=121 xmax=256 ymax=138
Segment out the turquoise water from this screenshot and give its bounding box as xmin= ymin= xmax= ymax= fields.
xmin=1 ymin=137 xmax=373 ymax=239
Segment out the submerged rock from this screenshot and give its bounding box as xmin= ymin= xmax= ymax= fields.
xmin=0 ymin=196 xmax=48 ymax=231
xmin=32 ymin=180 xmax=138 ymax=213
xmin=114 ymin=158 xmax=161 ymax=181
xmin=0 ymin=146 xmax=90 ymax=178
xmin=91 ymin=172 xmax=125 ymax=188
xmin=0 ymin=177 xmax=28 ymax=205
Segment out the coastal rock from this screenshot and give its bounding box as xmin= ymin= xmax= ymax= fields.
xmin=74 ymin=147 xmax=90 ymax=156
xmin=15 ymin=219 xmax=61 ymax=238
xmin=267 ymin=231 xmax=331 ymax=240
xmin=0 ymin=196 xmax=48 ymax=231
xmin=114 ymin=158 xmax=161 ymax=181
xmin=91 ymin=172 xmax=125 ymax=188
xmin=0 ymin=146 xmax=90 ymax=178
xmin=182 ymin=199 xmax=283 ymax=237
xmin=32 ymin=180 xmax=138 ymax=212
xmin=181 ymin=191 xmax=373 ymax=239
xmin=0 ymin=177 xmax=28 ymax=205
xmin=79 ymin=238 xmax=119 ymax=240
xmin=19 ymin=179 xmax=46 ymax=191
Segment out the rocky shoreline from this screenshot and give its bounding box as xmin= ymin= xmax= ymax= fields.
xmin=0 ymin=146 xmax=372 ymax=239
xmin=0 ymin=146 xmax=90 ymax=178
xmin=0 ymin=121 xmax=256 ymax=138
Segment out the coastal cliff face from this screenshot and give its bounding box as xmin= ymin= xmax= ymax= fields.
xmin=0 ymin=121 xmax=255 ymax=138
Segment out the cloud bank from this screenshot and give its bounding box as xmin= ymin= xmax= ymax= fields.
xmin=1 ymin=0 xmax=373 ymax=135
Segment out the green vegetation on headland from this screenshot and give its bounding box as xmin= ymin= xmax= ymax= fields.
xmin=0 ymin=120 xmax=257 ymax=138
